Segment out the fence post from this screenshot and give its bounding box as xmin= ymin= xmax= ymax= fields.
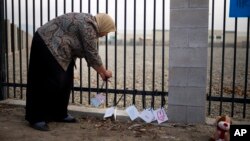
xmin=168 ymin=0 xmax=209 ymax=123
xmin=0 ymin=0 xmax=6 ymax=100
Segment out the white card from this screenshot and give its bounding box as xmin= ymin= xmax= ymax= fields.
xmin=125 ymin=105 xmax=139 ymax=121
xmin=90 ymin=93 xmax=106 ymax=107
xmin=104 ymin=107 xmax=115 ymax=118
xmin=139 ymin=109 xmax=155 ymax=123
xmin=153 ymin=108 xmax=168 ymax=124
xmin=90 ymin=97 xmax=101 ymax=107
xmin=96 ymin=93 xmax=105 ymax=104
xmin=150 ymin=109 xmax=157 ymax=122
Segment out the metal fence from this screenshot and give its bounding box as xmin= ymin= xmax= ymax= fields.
xmin=207 ymin=0 xmax=250 ymax=119
xmin=1 ymin=0 xmax=249 ymax=119
xmin=0 ymin=0 xmax=168 ymax=110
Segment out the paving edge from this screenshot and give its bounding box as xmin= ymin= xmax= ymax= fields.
xmin=1 ymin=99 xmax=249 ymax=126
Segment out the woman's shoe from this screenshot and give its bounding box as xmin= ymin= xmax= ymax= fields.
xmin=61 ymin=114 xmax=77 ymax=123
xmin=30 ymin=121 xmax=50 ymax=131
xmin=53 ymin=114 xmax=77 ymax=123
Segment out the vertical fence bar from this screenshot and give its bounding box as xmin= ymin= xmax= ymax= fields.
xmin=33 ymin=0 xmax=36 ymax=34
xmin=11 ymin=0 xmax=16 ymax=98
xmin=79 ymin=0 xmax=83 ymax=104
xmin=72 ymin=0 xmax=74 ymax=12
xmin=18 ymin=0 xmax=23 ymax=98
xmin=71 ymin=0 xmax=75 ymax=103
xmin=96 ymin=0 xmax=99 ymax=91
xmin=40 ymin=0 xmax=43 ymax=26
xmin=55 ymin=0 xmax=58 ymax=17
xmin=64 ymin=0 xmax=66 ymax=14
xmin=88 ymin=60 xmax=91 ymax=105
xmin=48 ymin=0 xmax=50 ymax=21
xmin=162 ymin=0 xmax=165 ymax=97
xmin=79 ymin=62 xmax=83 ymax=103
xmin=97 ymin=0 xmax=99 ymax=12
xmin=161 ymin=90 xmax=165 ymax=107
xmin=105 ymin=0 xmax=109 ymax=106
xmin=80 ymin=0 xmax=82 ymax=12
xmin=4 ymin=0 xmax=9 ymax=98
xmin=88 ymin=0 xmax=91 ymax=104
xmin=231 ymin=18 xmax=238 ymax=117
xmin=220 ymin=0 xmax=227 ymax=115
xmin=25 ymin=0 xmax=29 ymax=84
xmin=151 ymin=91 xmax=155 ymax=109
xmin=142 ymin=0 xmax=146 ymax=109
xmin=243 ymin=18 xmax=250 ymax=118
xmin=114 ymin=0 xmax=118 ymax=104
xmin=71 ymin=0 xmax=76 ymax=103
xmin=208 ymin=0 xmax=215 ymax=116
xmin=132 ymin=0 xmax=136 ymax=105
xmin=0 ymin=0 xmax=5 ymax=100
xmin=123 ymin=0 xmax=127 ymax=107
xmin=152 ymin=0 xmax=156 ymax=93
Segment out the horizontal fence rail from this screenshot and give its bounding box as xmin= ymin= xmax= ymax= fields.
xmin=207 ymin=0 xmax=250 ymax=119
xmin=1 ymin=0 xmax=169 ymax=110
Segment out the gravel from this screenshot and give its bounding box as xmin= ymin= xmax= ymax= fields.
xmin=3 ymin=45 xmax=250 ymax=120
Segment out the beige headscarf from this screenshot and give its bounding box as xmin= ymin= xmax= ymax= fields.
xmin=95 ymin=13 xmax=116 ymax=33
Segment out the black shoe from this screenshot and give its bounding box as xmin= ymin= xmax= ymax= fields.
xmin=30 ymin=121 xmax=50 ymax=131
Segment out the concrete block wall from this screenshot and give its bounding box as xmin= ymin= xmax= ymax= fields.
xmin=168 ymin=0 xmax=209 ymax=123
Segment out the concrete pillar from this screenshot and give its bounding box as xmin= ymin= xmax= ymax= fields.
xmin=168 ymin=0 xmax=209 ymax=123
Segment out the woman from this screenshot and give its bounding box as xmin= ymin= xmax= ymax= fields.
xmin=25 ymin=13 xmax=116 ymax=131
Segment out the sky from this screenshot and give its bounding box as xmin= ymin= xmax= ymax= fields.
xmin=6 ymin=0 xmax=169 ymax=34
xmin=5 ymin=0 xmax=249 ymax=34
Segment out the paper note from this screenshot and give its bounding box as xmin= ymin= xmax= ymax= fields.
xmin=90 ymin=97 xmax=101 ymax=107
xmin=104 ymin=107 xmax=115 ymax=118
xmin=96 ymin=93 xmax=105 ymax=104
xmin=126 ymin=105 xmax=139 ymax=121
xmin=153 ymin=108 xmax=168 ymax=124
xmin=150 ymin=109 xmax=156 ymax=122
xmin=90 ymin=93 xmax=106 ymax=107
xmin=139 ymin=109 xmax=155 ymax=123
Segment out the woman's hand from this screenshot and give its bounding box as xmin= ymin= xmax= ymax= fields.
xmin=93 ymin=65 xmax=112 ymax=81
xmin=100 ymin=70 xmax=112 ymax=81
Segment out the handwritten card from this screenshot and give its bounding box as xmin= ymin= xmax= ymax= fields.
xmin=153 ymin=108 xmax=168 ymax=124
xmin=139 ymin=109 xmax=155 ymax=123
xmin=150 ymin=109 xmax=157 ymax=122
xmin=96 ymin=93 xmax=105 ymax=103
xmin=90 ymin=93 xmax=106 ymax=107
xmin=126 ymin=105 xmax=139 ymax=121
xmin=104 ymin=107 xmax=115 ymax=118
xmin=90 ymin=97 xmax=101 ymax=107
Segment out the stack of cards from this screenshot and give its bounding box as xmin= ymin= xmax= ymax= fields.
xmin=125 ymin=105 xmax=168 ymax=124
xmin=102 ymin=105 xmax=168 ymax=124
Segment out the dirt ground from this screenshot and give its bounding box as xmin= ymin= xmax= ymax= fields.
xmin=0 ymin=103 xmax=219 ymax=141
